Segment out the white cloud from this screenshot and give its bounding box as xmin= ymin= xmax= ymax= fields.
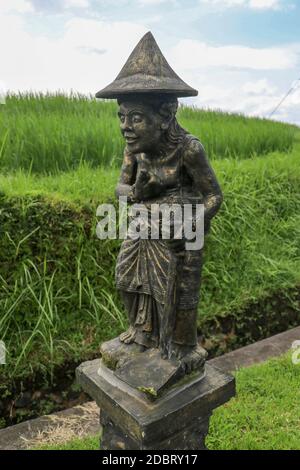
xmin=242 ymin=78 xmax=278 ymax=95
xmin=0 ymin=13 xmax=147 ymax=94
xmin=138 ymin=0 xmax=172 ymax=5
xmin=171 ymin=40 xmax=298 ymax=70
xmin=248 ymin=0 xmax=281 ymax=10
xmin=175 ymin=45 xmax=300 ymax=124
xmin=199 ymin=0 xmax=291 ymax=10
xmin=0 ymin=0 xmax=34 ymax=13
xmin=200 ymin=0 xmax=247 ymax=6
xmin=180 ymin=72 xmax=300 ymax=125
xmin=170 ymin=40 xmax=300 ymax=124
xmin=0 ymin=80 xmax=7 ymax=104
xmin=63 ymin=0 xmax=90 ymax=8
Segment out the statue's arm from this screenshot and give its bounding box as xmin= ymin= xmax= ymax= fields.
xmin=184 ymin=139 xmax=223 ymax=221
xmin=115 ymin=150 xmax=137 ymax=202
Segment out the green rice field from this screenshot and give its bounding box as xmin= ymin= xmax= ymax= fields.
xmin=0 ymin=93 xmax=296 ymax=173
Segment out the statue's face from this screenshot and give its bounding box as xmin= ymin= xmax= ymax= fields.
xmin=118 ymin=101 xmax=164 ymax=154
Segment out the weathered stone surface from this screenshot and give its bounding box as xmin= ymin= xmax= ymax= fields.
xmin=96 ymin=32 xmax=198 ymax=99
xmin=76 ymin=359 xmax=235 ymax=450
xmin=114 ymin=348 xmax=184 ymax=399
xmin=101 ymin=335 xmax=207 ymax=401
xmin=100 ymin=410 xmax=211 ymax=450
xmin=100 ymin=339 xmax=145 ymax=371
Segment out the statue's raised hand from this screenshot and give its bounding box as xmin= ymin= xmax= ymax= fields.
xmin=134 ymin=169 xmax=163 ymax=201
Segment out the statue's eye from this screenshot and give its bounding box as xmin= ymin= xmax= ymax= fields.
xmin=132 ymin=114 xmax=143 ymax=124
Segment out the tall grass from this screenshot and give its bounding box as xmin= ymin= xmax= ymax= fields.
xmin=0 ymin=249 xmax=125 ymax=381
xmin=0 ymin=92 xmax=296 ymax=174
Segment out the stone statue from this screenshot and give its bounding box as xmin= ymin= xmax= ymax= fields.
xmin=77 ymin=32 xmax=235 ymax=450
xmin=96 ymin=32 xmax=223 ymax=392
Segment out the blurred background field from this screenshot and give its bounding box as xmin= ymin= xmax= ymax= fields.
xmin=0 ymin=93 xmax=297 ymax=173
xmin=0 ymin=93 xmax=299 ymax=427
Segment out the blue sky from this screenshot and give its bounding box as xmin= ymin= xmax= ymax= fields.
xmin=0 ymin=0 xmax=299 ymax=124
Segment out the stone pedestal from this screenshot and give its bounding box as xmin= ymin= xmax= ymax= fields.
xmin=76 ymin=358 xmax=235 ymax=451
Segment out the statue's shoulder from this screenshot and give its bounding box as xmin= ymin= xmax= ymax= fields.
xmin=183 ymin=134 xmax=206 ymax=161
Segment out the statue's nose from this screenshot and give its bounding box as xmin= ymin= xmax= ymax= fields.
xmin=121 ymin=117 xmax=132 ymax=132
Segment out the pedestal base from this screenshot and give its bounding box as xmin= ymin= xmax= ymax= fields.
xmin=76 ymin=359 xmax=235 ymax=451
xmin=100 ymin=409 xmax=211 ymax=450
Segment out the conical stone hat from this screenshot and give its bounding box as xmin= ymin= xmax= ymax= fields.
xmin=96 ymin=32 xmax=198 ymax=99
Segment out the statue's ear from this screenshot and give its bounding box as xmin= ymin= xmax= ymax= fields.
xmin=160 ymin=112 xmax=173 ymax=130
xmin=161 ymin=121 xmax=169 ymax=130
xmin=159 ymin=101 xmax=176 ymax=130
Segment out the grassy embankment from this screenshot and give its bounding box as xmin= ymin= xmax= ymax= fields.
xmin=0 ymin=94 xmax=299 ymax=426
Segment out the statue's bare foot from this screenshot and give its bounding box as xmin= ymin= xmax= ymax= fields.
xmin=170 ymin=344 xmax=207 ymax=374
xmin=119 ymin=326 xmax=137 ymax=344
